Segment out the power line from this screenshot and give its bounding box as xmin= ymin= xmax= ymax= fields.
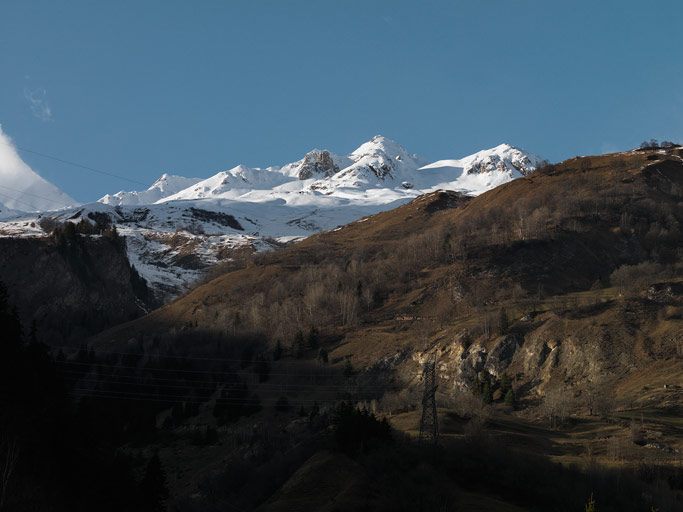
xmin=68 ymin=388 xmax=373 ymax=405
xmin=0 ymin=139 xmax=148 ymax=186
xmin=56 ymin=369 xmax=390 ymax=391
xmin=53 ymin=359 xmax=346 ymax=379
xmin=62 ymin=347 xmax=332 ymax=366
xmin=67 ymin=391 xmax=242 ymax=405
xmin=0 ymin=190 xmax=42 ymax=211
xmin=0 ymin=183 xmax=73 ymax=209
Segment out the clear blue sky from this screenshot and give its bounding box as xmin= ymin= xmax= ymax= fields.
xmin=1 ymin=0 xmax=681 ymax=202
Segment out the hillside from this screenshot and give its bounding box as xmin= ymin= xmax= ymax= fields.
xmin=94 ymin=147 xmax=683 ymax=377
xmin=77 ymin=146 xmax=683 ymax=510
xmin=0 ymin=227 xmax=153 ymax=345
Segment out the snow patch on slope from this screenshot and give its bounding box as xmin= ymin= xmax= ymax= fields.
xmin=418 ymin=143 xmax=543 ymax=195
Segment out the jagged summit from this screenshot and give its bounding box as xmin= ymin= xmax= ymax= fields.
xmin=294 ymin=150 xmax=339 ymax=180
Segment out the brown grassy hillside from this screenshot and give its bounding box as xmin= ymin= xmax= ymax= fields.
xmin=83 ymin=147 xmax=683 ymax=511
xmin=93 ymin=148 xmax=682 ymax=400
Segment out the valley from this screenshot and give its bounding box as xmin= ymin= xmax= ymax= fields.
xmin=3 ymin=4 xmax=682 ymax=510
xmin=1 ymin=144 xmax=682 ymax=511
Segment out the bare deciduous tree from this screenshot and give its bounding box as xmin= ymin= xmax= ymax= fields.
xmin=540 ymin=387 xmax=572 ymax=429
xmin=339 ymin=289 xmax=358 ymax=326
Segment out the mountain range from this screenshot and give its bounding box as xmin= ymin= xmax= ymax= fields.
xmin=1 ymin=135 xmax=681 ymax=511
xmin=86 ymin=145 xmax=682 ymax=511
xmin=0 ymin=135 xmax=543 ymax=298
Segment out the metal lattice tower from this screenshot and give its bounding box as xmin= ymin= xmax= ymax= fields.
xmin=419 ymin=358 xmax=439 ymax=445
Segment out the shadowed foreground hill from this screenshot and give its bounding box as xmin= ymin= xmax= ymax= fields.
xmin=0 ymin=227 xmax=152 ymax=345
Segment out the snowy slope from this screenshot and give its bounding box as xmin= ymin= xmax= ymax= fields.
xmin=160 ymin=165 xmax=293 ymax=202
xmin=0 ymin=128 xmax=76 ymax=212
xmin=306 ymin=136 xmax=425 ymax=194
xmin=416 ymin=143 xmax=543 ymax=195
xmin=159 ymin=149 xmax=354 ymax=204
xmin=2 ymin=136 xmax=543 ymax=299
xmin=0 ymin=199 xmax=25 ymax=221
xmin=99 ymin=173 xmax=202 ymax=206
xmin=158 ymin=137 xmax=540 ymax=204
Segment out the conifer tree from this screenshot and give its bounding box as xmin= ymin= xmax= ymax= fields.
xmin=273 ymin=340 xmax=283 ymax=361
xmin=499 ymin=308 xmax=509 ymax=335
xmin=482 ymin=381 xmax=493 ymax=404
xmin=307 ymin=326 xmax=319 ymax=349
xmin=504 ymin=388 xmax=515 ymax=407
xmin=294 ymin=330 xmax=306 ymax=358
xmin=0 ymin=282 xmax=22 ymax=372
xmin=254 ymin=354 xmax=270 ymax=382
xmin=140 ymin=452 xmax=169 ymax=512
xmin=28 ymin=320 xmax=38 ymax=345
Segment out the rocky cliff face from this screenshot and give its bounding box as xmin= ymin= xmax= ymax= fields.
xmin=412 ymin=292 xmax=682 ymax=407
xmin=296 ymin=150 xmax=339 ymax=180
xmin=0 ymin=234 xmax=153 ymax=345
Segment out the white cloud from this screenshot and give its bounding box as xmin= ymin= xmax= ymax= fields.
xmin=0 ymin=125 xmax=75 ymax=212
xmin=23 ymin=87 xmax=53 ymax=122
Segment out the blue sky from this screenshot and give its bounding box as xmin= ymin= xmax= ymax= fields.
xmin=1 ymin=0 xmax=682 ymax=202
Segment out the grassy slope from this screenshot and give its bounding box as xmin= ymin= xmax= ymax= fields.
xmin=91 ymin=147 xmax=683 ymax=410
xmin=87 ymin=148 xmax=683 ymax=510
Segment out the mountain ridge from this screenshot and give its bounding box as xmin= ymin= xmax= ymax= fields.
xmin=99 ymin=173 xmax=202 ymax=206
xmin=98 ymin=136 xmax=542 ymax=205
xmin=90 ymin=146 xmax=683 ymax=408
xmin=1 ymin=136 xmax=543 ymax=299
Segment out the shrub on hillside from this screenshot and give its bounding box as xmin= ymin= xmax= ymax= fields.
xmin=332 ymin=402 xmax=391 ymax=454
xmin=38 ymin=216 xmax=59 ymax=234
xmin=610 ymin=262 xmax=669 ymax=293
xmin=639 ymin=139 xmax=659 ymax=150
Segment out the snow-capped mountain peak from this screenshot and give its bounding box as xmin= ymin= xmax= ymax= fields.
xmin=160 ymin=164 xmax=295 ymax=202
xmin=2 ymin=135 xmax=544 ymax=299
xmin=309 ymin=135 xmax=426 ymax=192
xmin=350 ymin=135 xmax=418 ymax=162
xmin=150 ymin=173 xmax=200 ymax=193
xmin=457 ymin=143 xmax=542 ymax=176
xmin=99 ymin=173 xmax=201 ymax=206
xmin=417 ymin=143 xmax=544 ymax=196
